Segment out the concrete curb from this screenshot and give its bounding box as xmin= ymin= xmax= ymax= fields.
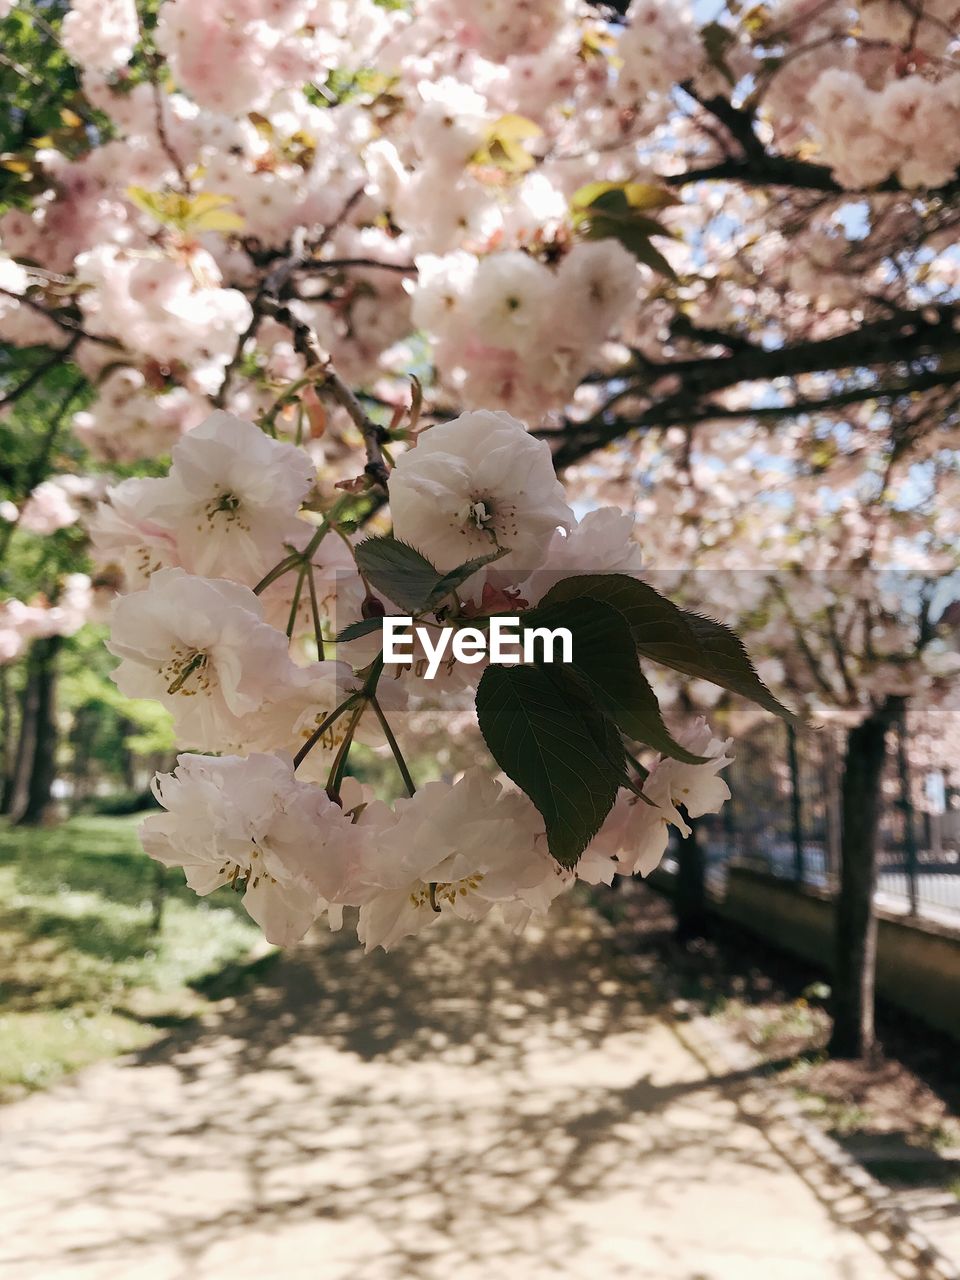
xmin=673 ymin=1011 xmax=960 ymax=1280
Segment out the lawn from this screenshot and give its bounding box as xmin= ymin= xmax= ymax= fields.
xmin=0 ymin=813 xmax=267 ymax=1099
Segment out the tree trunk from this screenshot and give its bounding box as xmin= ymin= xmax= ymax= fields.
xmin=675 ymin=818 xmax=708 ymax=941
xmin=9 ymin=635 xmax=63 ymax=827
xmin=828 ymin=695 xmax=902 ymax=1060
xmin=5 ymin=650 xmax=41 ymax=820
xmin=0 ymin=662 xmax=14 ymax=813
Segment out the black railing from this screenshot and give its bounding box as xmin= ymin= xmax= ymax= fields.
xmin=695 ymin=718 xmax=960 ymax=924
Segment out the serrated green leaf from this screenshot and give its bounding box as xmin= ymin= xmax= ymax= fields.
xmin=335 ymin=616 xmax=385 ymax=643
xmin=525 ymin=597 xmax=707 ymax=762
xmin=476 ymin=664 xmax=623 ymax=868
xmin=354 ymin=535 xmax=441 ymax=613
xmin=354 ymin=537 xmax=504 ymax=616
xmin=425 ymin=546 xmax=507 ymax=610
xmin=543 ymin=665 xmax=631 ymax=784
xmin=537 ymin=574 xmax=798 ymax=723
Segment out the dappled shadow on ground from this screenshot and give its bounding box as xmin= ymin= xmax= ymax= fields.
xmin=0 ymin=890 xmax=898 ymax=1280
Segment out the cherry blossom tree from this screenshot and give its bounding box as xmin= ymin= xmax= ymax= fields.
xmin=586 ymin=398 xmax=959 ymax=1056
xmin=0 ymin=1 xmax=957 ymax=1010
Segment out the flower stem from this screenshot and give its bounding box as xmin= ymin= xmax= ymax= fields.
xmin=306 ymin=561 xmax=325 ymax=660
xmin=293 ymin=692 xmax=360 ymax=770
xmin=252 ymin=551 xmax=301 ymax=596
xmin=286 ymin=567 xmax=306 ymax=638
xmin=251 ymin=509 xmax=342 ymax=597
xmin=325 ymin=701 xmax=366 ymax=800
xmin=371 ymin=695 xmax=416 ymax=797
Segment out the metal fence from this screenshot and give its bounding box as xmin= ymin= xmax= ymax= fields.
xmin=697 ymin=718 xmax=960 ymax=925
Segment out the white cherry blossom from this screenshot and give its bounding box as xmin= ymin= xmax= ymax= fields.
xmin=643 ymin=718 xmax=735 ymax=826
xmin=157 ymin=412 xmax=316 ymax=584
xmin=389 ymin=410 xmax=573 ymax=580
xmin=107 ymin=568 xmax=319 ymax=749
xmin=355 ymin=768 xmax=558 ymax=951
xmin=141 ymin=752 xmax=362 ymax=945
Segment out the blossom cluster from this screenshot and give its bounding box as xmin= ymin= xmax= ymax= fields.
xmin=0 ymin=0 xmax=955 ymax=486
xmin=14 ymin=0 xmax=953 ymax=944
xmin=0 ymin=574 xmax=98 ymax=664
xmin=100 ymin=406 xmax=734 ymax=950
xmin=410 ymin=241 xmax=640 ymax=419
xmin=809 ymin=68 xmax=960 ymax=190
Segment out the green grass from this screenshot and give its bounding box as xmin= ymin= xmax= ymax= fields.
xmin=0 ymin=814 xmax=266 ymax=1098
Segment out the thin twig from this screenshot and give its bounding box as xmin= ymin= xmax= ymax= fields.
xmin=215 ymin=189 xmax=370 ymax=407
xmin=135 ymin=2 xmax=190 ymax=191
xmin=306 ymin=562 xmax=326 ymax=660
xmin=293 ymin=692 xmax=361 ymax=770
xmin=371 ymin=695 xmax=416 ymax=796
xmin=0 ymin=287 xmax=123 ymax=348
xmin=295 ymin=257 xmax=417 ymax=275
xmin=0 ymin=338 xmax=80 ymax=410
xmin=213 ymin=227 xmax=309 ymax=409
xmin=263 ymin=298 xmax=391 ymax=489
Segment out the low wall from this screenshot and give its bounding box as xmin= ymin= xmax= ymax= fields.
xmin=713 ymin=865 xmax=960 ymax=1042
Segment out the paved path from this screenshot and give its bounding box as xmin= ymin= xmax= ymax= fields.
xmin=0 ymin=897 xmax=900 ymax=1280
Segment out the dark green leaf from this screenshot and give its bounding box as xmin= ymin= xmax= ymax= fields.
xmin=355 ymin=535 xmax=505 ymax=615
xmin=537 ymin=574 xmax=798 ymax=723
xmin=354 ymin=535 xmax=441 ymax=613
xmin=425 ymin=546 xmax=507 ymax=610
xmin=476 ymin=663 xmax=623 ymax=868
xmin=526 ymin=598 xmax=706 ymax=762
xmin=624 ymin=236 xmax=679 ymax=281
xmin=579 ymin=214 xmax=678 ymax=280
xmin=702 ymin=21 xmax=737 ymax=86
xmin=335 ymin=616 xmax=385 ymax=643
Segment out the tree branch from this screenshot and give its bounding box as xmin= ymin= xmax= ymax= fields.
xmin=666 ymin=149 xmax=960 ymax=201
xmin=670 ymin=83 xmax=960 ymax=198
xmin=548 ymin=308 xmax=960 ymax=469
xmin=294 ymin=257 xmax=417 ymax=276
xmin=0 ymin=338 xmax=80 ymax=410
xmin=0 ymin=287 xmax=123 ymax=349
xmin=262 ymin=298 xmax=390 ymax=489
xmin=215 ymin=192 xmax=370 ymax=408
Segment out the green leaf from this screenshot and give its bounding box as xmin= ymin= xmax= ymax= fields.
xmin=355 ymin=536 xmax=504 ymax=615
xmin=335 ymin=617 xmax=385 ymax=643
xmin=525 ymin=598 xmax=707 ymax=762
xmin=571 ymin=181 xmax=680 ymax=214
xmin=475 ymin=664 xmax=624 ymax=868
xmin=624 ymin=237 xmax=679 ymax=280
xmin=126 ymin=187 xmax=245 ymax=233
xmin=425 ymin=547 xmax=507 ymax=610
xmin=543 ymin=665 xmax=632 ymax=786
xmin=471 ymin=114 xmax=543 ymax=174
xmin=702 ymin=21 xmax=737 ymax=87
xmin=353 ymin=536 xmax=442 ymax=613
xmin=569 ymin=182 xmax=680 ymax=279
xmin=537 ymin=574 xmax=798 ymax=723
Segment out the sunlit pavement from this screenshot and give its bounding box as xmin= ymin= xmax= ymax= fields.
xmin=0 ymin=896 xmax=900 ymax=1280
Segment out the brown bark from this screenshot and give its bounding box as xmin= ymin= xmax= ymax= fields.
xmin=675 ymin=818 xmax=708 ymax=942
xmin=0 ymin=662 xmax=13 ymax=813
xmin=828 ymin=695 xmax=902 ymax=1060
xmin=8 ymin=635 xmax=63 ymax=826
